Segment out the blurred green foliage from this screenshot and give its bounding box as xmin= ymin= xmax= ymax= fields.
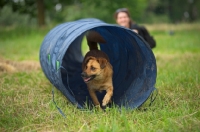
xmin=0 ymin=0 xmax=200 ymax=27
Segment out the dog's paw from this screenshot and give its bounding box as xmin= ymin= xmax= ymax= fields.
xmin=94 ymin=105 xmax=104 ymax=111
xmin=102 ymin=98 xmax=110 ymax=106
xmin=101 ymin=105 xmax=106 ymax=110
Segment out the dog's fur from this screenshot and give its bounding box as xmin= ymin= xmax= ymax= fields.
xmin=81 ymin=30 xmax=113 ymax=108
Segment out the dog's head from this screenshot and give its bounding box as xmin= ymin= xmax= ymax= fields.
xmin=81 ymin=56 xmax=108 ymax=83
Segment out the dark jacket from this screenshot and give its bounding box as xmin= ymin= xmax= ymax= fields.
xmin=131 ymin=24 xmax=156 ymax=49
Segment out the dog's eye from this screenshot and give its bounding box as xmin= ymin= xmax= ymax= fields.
xmin=90 ymin=66 xmax=96 ymax=71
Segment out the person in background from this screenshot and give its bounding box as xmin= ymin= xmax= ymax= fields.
xmin=114 ymin=8 xmax=156 ymax=49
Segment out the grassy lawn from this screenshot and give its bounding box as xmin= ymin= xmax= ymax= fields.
xmin=0 ymin=23 xmax=200 ymax=132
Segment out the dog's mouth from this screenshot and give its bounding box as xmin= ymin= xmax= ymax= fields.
xmin=82 ymin=75 xmax=96 ymax=83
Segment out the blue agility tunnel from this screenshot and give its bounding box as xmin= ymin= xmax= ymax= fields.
xmin=39 ymin=18 xmax=157 ymax=109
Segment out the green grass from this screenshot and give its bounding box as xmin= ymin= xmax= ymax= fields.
xmin=0 ymin=26 xmax=49 ymax=60
xmin=0 ymin=24 xmax=200 ymax=132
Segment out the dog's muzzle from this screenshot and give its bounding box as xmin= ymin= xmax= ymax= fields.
xmin=81 ymin=72 xmax=96 ymax=83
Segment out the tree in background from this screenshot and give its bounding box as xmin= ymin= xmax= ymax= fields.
xmin=167 ymin=0 xmax=200 ymax=22
xmin=0 ymin=0 xmax=44 ymax=26
xmin=36 ymin=0 xmax=45 ymax=26
xmin=59 ymin=0 xmax=148 ymax=23
xmin=149 ymin=0 xmax=200 ymax=23
xmin=0 ymin=0 xmax=199 ymax=27
xmin=0 ymin=0 xmax=73 ymax=27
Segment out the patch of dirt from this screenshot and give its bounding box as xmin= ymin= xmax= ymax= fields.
xmin=0 ymin=57 xmax=41 ymax=74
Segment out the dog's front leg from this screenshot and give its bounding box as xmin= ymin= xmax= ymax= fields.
xmin=88 ymin=89 xmax=100 ymax=106
xmin=102 ymin=87 xmax=113 ymax=106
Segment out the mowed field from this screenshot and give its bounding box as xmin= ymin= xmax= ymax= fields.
xmin=0 ymin=23 xmax=200 ymax=132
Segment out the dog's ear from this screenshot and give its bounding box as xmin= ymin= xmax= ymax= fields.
xmin=82 ymin=56 xmax=95 ymax=70
xmin=97 ymin=58 xmax=108 ymax=69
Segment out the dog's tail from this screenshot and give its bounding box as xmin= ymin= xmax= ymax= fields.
xmin=86 ymin=30 xmax=106 ymax=50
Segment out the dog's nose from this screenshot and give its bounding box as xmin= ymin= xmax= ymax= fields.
xmin=81 ymin=72 xmax=86 ymax=77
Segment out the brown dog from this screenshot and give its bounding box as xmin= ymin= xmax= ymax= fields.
xmin=81 ymin=30 xmax=113 ymax=108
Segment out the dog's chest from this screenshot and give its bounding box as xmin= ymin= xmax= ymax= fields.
xmin=88 ymin=84 xmax=107 ymax=91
